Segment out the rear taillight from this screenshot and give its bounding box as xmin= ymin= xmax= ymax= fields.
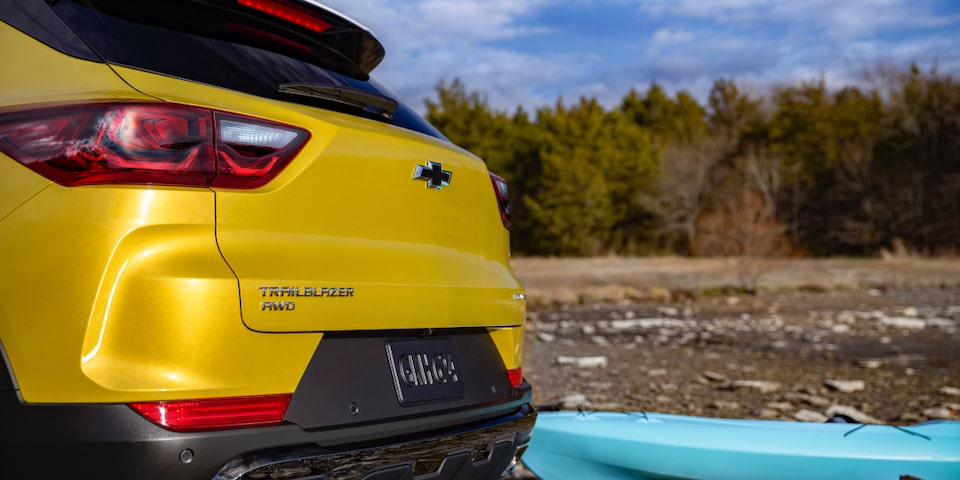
xmin=129 ymin=394 xmax=291 ymax=432
xmin=507 ymin=367 xmax=523 ymax=388
xmin=0 ymin=103 xmax=309 ymax=189
xmin=489 ymin=172 xmax=511 ymax=229
xmin=237 ymin=0 xmax=331 ymax=33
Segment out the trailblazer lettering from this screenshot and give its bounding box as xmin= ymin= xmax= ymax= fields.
xmin=257 ymin=287 xmax=355 ymax=311
xmin=397 ymin=353 xmax=460 ymax=388
xmin=257 ymin=286 xmax=355 ymax=297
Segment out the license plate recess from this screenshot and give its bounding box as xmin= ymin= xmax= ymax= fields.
xmin=386 ymin=337 xmax=466 ymax=406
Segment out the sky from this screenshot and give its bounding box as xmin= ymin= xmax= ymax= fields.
xmin=320 ymin=0 xmax=960 ymax=114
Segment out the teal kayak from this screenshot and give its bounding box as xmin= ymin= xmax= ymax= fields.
xmin=523 ymin=411 xmax=960 ymax=480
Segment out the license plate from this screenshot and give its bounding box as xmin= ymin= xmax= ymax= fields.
xmin=386 ymin=338 xmax=465 ymax=406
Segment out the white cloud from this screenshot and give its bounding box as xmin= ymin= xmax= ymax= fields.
xmin=650 ymin=28 xmax=695 ymax=47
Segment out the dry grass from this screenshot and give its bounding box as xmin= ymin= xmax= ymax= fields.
xmin=512 ymin=256 xmax=960 ymax=308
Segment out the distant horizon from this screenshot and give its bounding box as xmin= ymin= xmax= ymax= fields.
xmin=321 ymin=0 xmax=960 ymax=113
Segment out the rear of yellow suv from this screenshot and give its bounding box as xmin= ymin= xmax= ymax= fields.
xmin=0 ymin=1 xmax=533 ymax=478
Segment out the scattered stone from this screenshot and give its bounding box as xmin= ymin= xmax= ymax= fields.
xmin=557 ymin=356 xmax=608 ymax=368
xmin=766 ymin=402 xmax=794 ymax=412
xmin=702 ymin=371 xmax=728 ymax=383
xmin=857 ymin=359 xmax=884 ymax=369
xmin=590 ymin=336 xmax=610 ymax=346
xmin=655 ymin=395 xmax=673 ymax=404
xmin=902 ymin=307 xmax=919 ymax=318
xmin=758 ymin=408 xmax=780 ymax=419
xmin=647 ymin=368 xmax=667 ymax=376
xmin=558 ymin=339 xmax=576 ymax=347
xmin=585 ymin=381 xmax=613 ymax=391
xmin=926 ymin=318 xmax=957 ymax=329
xmin=609 ymin=318 xmax=688 ymax=330
xmin=784 ymin=392 xmax=832 ymax=407
xmin=559 ymin=394 xmax=588 ymax=409
xmin=922 ymin=407 xmax=959 ymax=420
xmin=879 ymin=317 xmax=925 ymax=329
xmin=826 ymin=405 xmax=883 ymax=424
xmin=726 ymin=296 xmax=740 ymax=305
xmin=939 ymin=386 xmax=960 ymax=397
xmin=831 ymin=324 xmax=851 ymax=333
xmin=731 ymin=380 xmax=782 ymax=394
xmin=535 ymin=332 xmax=555 ymax=343
xmin=581 ymin=324 xmax=597 ymax=335
xmin=795 ymin=409 xmax=829 ymax=423
xmin=824 ymin=379 xmax=866 ymax=394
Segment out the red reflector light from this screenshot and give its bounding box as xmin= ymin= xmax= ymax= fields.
xmin=238 ymin=0 xmax=331 ymax=33
xmin=507 ymin=367 xmax=523 ymax=388
xmin=489 ymin=172 xmax=511 ymax=229
xmin=0 ymin=103 xmax=309 ymax=189
xmin=129 ymin=394 xmax=291 ymax=432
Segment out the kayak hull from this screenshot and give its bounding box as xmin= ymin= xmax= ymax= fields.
xmin=523 ymin=411 xmax=960 ymax=480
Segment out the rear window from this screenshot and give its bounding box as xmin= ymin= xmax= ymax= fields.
xmin=1 ymin=0 xmax=445 ymax=140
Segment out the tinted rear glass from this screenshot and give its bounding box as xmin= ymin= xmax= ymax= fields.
xmin=4 ymin=1 xmax=445 ymax=140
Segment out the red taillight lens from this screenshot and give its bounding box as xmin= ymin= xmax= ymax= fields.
xmin=129 ymin=394 xmax=291 ymax=432
xmin=507 ymin=367 xmax=523 ymax=388
xmin=237 ymin=0 xmax=331 ymax=33
xmin=0 ymin=103 xmax=309 ymax=189
xmin=490 ymin=172 xmax=511 ymax=229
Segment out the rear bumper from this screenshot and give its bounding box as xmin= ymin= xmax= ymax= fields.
xmin=0 ymin=384 xmax=535 ymax=480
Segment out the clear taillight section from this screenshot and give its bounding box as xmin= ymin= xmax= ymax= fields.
xmin=489 ymin=172 xmax=511 ymax=229
xmin=0 ymin=103 xmax=309 ymax=189
xmin=129 ymin=394 xmax=292 ymax=432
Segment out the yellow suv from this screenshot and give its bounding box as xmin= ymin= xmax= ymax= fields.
xmin=0 ymin=1 xmax=532 ymax=478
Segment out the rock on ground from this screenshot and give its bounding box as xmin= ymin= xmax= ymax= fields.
xmin=731 ymin=380 xmax=782 ymax=394
xmin=795 ymin=409 xmax=829 ymax=422
xmin=824 ymin=379 xmax=866 ymax=394
xmin=826 ymin=405 xmax=883 ymax=424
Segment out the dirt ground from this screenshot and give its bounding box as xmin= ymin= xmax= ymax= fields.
xmin=513 ymin=257 xmax=960 ymax=425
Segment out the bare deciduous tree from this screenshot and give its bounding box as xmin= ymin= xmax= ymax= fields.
xmin=638 ymin=137 xmax=724 ymax=253
xmin=696 ymin=189 xmax=787 ymax=293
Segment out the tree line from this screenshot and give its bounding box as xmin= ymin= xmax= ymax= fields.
xmin=425 ymin=65 xmax=960 ymax=257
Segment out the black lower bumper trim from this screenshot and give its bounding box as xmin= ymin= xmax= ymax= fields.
xmin=0 ymin=384 xmax=533 ymax=480
xmin=215 ymin=406 xmax=536 ymax=480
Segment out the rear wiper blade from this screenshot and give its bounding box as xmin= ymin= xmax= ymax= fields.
xmin=278 ymin=83 xmax=398 ymax=119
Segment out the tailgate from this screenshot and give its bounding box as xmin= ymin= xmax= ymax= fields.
xmin=214 ymin=115 xmax=524 ymax=332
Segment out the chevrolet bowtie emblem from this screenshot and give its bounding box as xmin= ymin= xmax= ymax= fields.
xmin=413 ymin=161 xmax=452 ymax=190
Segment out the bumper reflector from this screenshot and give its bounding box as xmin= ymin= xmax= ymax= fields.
xmin=507 ymin=367 xmax=523 ymax=388
xmin=129 ymin=394 xmax=291 ymax=432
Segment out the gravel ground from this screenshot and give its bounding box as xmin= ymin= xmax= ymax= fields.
xmin=513 ymin=258 xmax=960 ymax=424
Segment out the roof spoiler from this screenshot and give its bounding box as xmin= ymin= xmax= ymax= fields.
xmin=301 ymin=1 xmax=385 ymax=74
